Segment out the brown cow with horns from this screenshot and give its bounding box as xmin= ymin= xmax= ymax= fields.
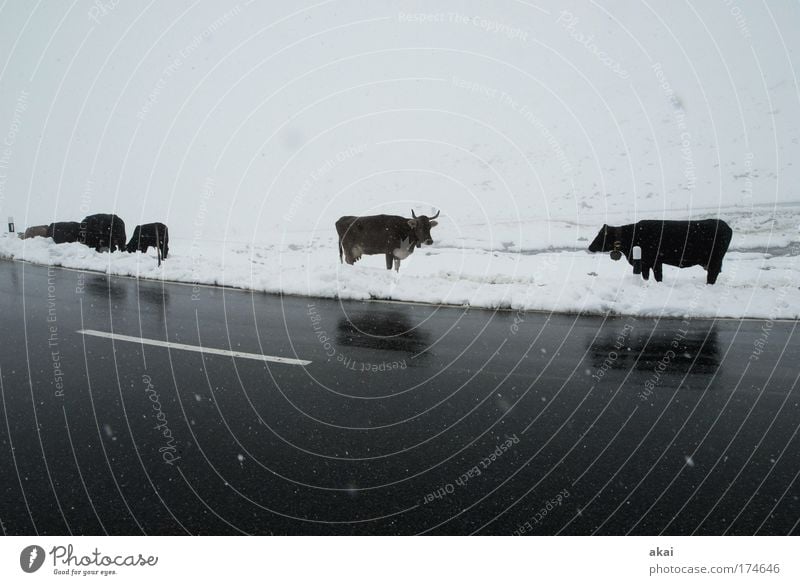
xmin=336 ymin=210 xmax=440 ymax=272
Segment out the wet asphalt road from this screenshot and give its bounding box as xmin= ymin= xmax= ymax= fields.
xmin=0 ymin=258 xmax=798 ymax=535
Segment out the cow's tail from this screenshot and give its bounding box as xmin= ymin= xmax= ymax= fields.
xmin=156 ymin=224 xmax=162 ymax=267
xmin=335 ymin=222 xmax=344 ymax=263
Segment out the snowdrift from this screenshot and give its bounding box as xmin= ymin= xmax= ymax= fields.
xmin=3 ymin=205 xmax=798 ymax=320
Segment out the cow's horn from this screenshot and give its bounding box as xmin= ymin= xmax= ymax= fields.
xmin=411 ymin=209 xmax=417 ymax=218
xmin=431 ymin=209 xmax=440 ymax=219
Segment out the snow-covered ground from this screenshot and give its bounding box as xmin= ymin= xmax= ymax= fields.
xmin=1 ymin=1 xmax=799 ymax=318
xmin=3 ymin=203 xmax=798 ymax=319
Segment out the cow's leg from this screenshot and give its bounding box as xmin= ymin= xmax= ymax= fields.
xmin=653 ymin=262 xmax=663 ymax=282
xmin=394 ymin=257 xmax=401 ymax=272
xmin=342 ymin=243 xmax=356 ymax=265
xmin=706 ymin=257 xmax=722 ymax=285
xmin=385 ymin=253 xmax=393 ymax=270
xmin=641 ymin=265 xmax=651 ymax=280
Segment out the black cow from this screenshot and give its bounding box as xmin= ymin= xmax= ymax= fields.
xmin=126 ymin=222 xmax=169 ymax=259
xmin=46 ymin=222 xmax=82 ymax=244
xmin=336 ymin=210 xmax=440 ymax=272
xmin=587 ymin=219 xmax=732 ymax=284
xmin=80 ymin=213 xmax=126 ymax=252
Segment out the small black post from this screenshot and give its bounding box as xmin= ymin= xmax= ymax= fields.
xmin=7 ymin=216 xmax=14 ymax=233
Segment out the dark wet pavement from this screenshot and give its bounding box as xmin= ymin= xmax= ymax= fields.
xmin=0 ymin=259 xmax=797 ymax=535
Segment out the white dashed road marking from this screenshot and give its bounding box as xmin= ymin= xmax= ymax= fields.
xmin=77 ymin=329 xmax=311 ymax=366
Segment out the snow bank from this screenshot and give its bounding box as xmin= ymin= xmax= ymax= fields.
xmin=4 ymin=206 xmax=798 ymax=320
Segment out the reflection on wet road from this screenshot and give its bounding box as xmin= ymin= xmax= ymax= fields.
xmin=0 ymin=259 xmax=797 ymax=535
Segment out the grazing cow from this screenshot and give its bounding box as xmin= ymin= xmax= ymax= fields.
xmin=21 ymin=225 xmax=48 ymax=239
xmin=336 ymin=210 xmax=440 ymax=272
xmin=80 ymin=213 xmax=126 ymax=252
xmin=587 ymin=219 xmax=733 ymax=284
xmin=46 ymin=222 xmax=82 ymax=244
xmin=126 ymin=222 xmax=169 ymax=258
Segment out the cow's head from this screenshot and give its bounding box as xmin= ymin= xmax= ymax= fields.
xmin=588 ymin=224 xmax=623 ymax=260
xmin=408 ymin=209 xmax=440 ymax=247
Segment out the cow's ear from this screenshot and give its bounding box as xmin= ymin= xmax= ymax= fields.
xmin=407 ymin=219 xmax=418 ymax=228
xmin=429 ymin=220 xmax=438 ymax=227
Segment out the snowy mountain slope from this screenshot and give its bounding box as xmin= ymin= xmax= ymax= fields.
xmin=0 ymin=1 xmax=798 ymax=316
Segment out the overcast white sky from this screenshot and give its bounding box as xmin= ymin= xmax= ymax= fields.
xmin=1 ymin=1 xmax=798 ymax=242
